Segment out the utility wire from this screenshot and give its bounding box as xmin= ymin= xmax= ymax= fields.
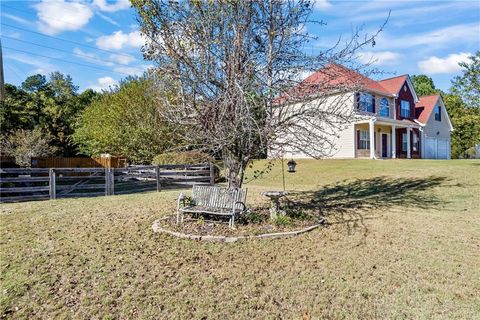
xmin=1 ymin=22 xmax=136 ymax=59
xmin=2 ymin=35 xmax=133 ymax=67
xmin=3 ymin=46 xmax=133 ymax=76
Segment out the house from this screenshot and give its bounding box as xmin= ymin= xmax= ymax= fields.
xmin=277 ymin=63 xmax=453 ymax=160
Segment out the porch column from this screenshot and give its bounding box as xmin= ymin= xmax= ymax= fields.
xmin=369 ymin=119 xmax=375 ymax=159
xmin=419 ymin=128 xmax=424 ymax=158
xmin=407 ymin=127 xmax=411 ymax=159
xmin=392 ymin=125 xmax=396 ymax=158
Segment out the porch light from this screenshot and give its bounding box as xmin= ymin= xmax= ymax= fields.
xmin=287 ymin=159 xmax=297 ymax=173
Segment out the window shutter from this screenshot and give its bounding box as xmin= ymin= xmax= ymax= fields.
xmin=355 ymin=92 xmax=360 ymax=110
xmin=356 ymin=130 xmax=360 ymax=147
xmin=372 ymin=96 xmax=376 ymax=113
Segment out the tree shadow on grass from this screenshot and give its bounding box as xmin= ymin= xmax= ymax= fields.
xmin=286 ymin=176 xmax=448 ymax=239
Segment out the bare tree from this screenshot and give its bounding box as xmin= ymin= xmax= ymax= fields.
xmin=133 ymin=0 xmax=387 ymax=188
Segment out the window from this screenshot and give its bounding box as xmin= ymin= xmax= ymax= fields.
xmin=358 ymin=93 xmax=374 ymax=113
xmin=402 ymin=133 xmax=408 ymax=152
xmin=379 ymin=98 xmax=389 ymax=117
xmin=358 ymin=130 xmax=370 ymax=149
xmin=400 ymin=100 xmax=410 ymax=118
xmin=434 ymin=106 xmax=441 ymax=121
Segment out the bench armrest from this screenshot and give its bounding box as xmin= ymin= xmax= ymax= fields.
xmin=234 ymin=201 xmax=247 ymax=213
xmin=177 ymin=192 xmax=186 ymax=211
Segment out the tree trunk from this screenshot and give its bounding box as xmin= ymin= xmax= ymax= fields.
xmin=224 ymin=149 xmax=245 ymax=189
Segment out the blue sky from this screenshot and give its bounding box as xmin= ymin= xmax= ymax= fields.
xmin=1 ymin=0 xmax=479 ymax=92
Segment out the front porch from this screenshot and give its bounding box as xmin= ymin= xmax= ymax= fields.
xmin=354 ymin=119 xmax=421 ymax=159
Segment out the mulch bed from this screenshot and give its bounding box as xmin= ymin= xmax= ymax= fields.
xmin=155 ymin=207 xmax=326 ymax=240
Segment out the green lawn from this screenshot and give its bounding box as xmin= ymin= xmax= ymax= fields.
xmin=1 ymin=159 xmax=479 ymax=319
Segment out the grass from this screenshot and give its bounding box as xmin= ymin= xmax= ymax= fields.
xmin=1 ymin=159 xmax=480 ymax=319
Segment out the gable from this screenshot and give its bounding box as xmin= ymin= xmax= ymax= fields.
xmin=378 ymin=75 xmax=419 ymax=102
xmin=424 ymin=98 xmax=453 ymax=131
xmin=415 ymin=95 xmax=453 ymax=131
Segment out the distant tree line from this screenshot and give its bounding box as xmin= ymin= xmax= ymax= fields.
xmin=1 ymin=51 xmax=478 ymax=167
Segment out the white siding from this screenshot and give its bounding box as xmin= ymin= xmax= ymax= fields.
xmin=423 ymin=99 xmax=451 ymax=139
xmin=282 ymin=123 xmax=355 ymax=159
xmin=271 ymin=92 xmax=357 ymax=159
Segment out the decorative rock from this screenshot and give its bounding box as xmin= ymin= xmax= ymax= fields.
xmin=152 ymin=216 xmax=324 ymax=243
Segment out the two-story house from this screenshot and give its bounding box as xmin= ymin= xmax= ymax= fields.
xmin=278 ymin=63 xmax=453 ymax=159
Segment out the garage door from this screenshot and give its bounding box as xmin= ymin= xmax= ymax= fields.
xmin=426 ymin=138 xmax=436 ymax=159
xmin=437 ymin=139 xmax=448 ymax=159
xmin=424 ymin=137 xmax=449 ymax=159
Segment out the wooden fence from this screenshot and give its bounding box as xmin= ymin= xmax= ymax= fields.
xmin=31 ymin=157 xmax=128 ymax=168
xmin=0 ymin=163 xmax=214 ymax=203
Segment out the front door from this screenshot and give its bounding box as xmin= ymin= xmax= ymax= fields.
xmin=381 ymin=134 xmax=388 ymax=158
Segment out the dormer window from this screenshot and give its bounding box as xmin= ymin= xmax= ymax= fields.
xmin=434 ymin=106 xmax=441 ymax=121
xmin=379 ymin=98 xmax=389 ymax=117
xmin=358 ymin=93 xmax=374 ymax=113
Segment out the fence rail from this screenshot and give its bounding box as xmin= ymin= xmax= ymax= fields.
xmin=0 ymin=163 xmax=214 ymax=203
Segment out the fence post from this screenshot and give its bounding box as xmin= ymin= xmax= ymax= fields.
xmin=110 ymin=168 xmax=115 ymax=195
xmin=155 ymin=166 xmax=161 ymax=192
xmin=49 ymin=168 xmax=56 ymax=200
xmin=105 ymin=168 xmax=110 ymax=196
xmin=209 ymin=162 xmax=215 ymax=185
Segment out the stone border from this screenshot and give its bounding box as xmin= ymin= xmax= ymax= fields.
xmin=152 ymin=217 xmax=325 ymax=243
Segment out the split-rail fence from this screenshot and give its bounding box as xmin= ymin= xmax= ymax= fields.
xmin=0 ymin=163 xmax=214 ymax=203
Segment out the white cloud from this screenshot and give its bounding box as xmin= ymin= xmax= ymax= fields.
xmin=74 ymin=48 xmax=135 ymax=68
xmin=418 ymin=52 xmax=472 ymax=74
xmin=90 ymin=76 xmax=117 ymax=91
xmin=73 ymin=48 xmax=114 ymax=66
xmin=6 ymin=53 xmax=56 ymax=75
xmin=313 ymin=0 xmax=332 ymax=10
xmin=113 ymin=64 xmax=151 ymax=76
xmin=96 ymin=30 xmax=144 ymax=50
xmin=93 ymin=0 xmax=130 ymax=12
xmin=96 ymin=11 xmax=120 ymax=27
xmin=33 ymin=0 xmax=94 ymax=35
xmin=2 ymin=13 xmax=33 ymax=26
xmin=358 ymin=51 xmax=401 ymax=66
xmin=109 ymin=53 xmax=136 ymax=65
xmin=380 ymin=23 xmax=480 ymax=50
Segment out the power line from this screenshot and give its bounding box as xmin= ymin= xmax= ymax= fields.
xmin=2 ymin=35 xmax=133 ymax=67
xmin=1 ymin=22 xmax=136 ymax=59
xmin=3 ymin=46 xmax=133 ymax=76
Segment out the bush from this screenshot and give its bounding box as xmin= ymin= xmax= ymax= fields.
xmin=0 ymin=129 xmax=57 ymax=167
xmin=152 ymin=151 xmax=213 ymax=165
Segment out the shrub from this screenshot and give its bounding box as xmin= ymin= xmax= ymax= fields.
xmin=240 ymin=210 xmax=268 ymax=224
xmin=152 ymin=151 xmax=213 ymax=165
xmin=273 ymin=214 xmax=292 ymax=227
xmin=0 ymin=129 xmax=57 ymax=167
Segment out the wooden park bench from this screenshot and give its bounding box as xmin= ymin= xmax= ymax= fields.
xmin=176 ymin=185 xmax=248 ymax=228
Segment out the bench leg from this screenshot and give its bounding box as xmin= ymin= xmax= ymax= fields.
xmin=229 ymin=215 xmax=235 ymax=229
xmin=176 ymin=210 xmax=183 ymax=225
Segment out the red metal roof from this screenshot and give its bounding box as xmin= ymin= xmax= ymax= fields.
xmin=415 ymin=94 xmax=440 ymax=124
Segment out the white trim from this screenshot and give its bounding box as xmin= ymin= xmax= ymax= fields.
xmin=405 ymin=75 xmax=419 ymax=103
xmin=407 ymin=127 xmax=411 ymax=159
xmin=392 ymin=125 xmax=396 ymax=158
xmin=369 ymin=119 xmax=376 ymax=159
